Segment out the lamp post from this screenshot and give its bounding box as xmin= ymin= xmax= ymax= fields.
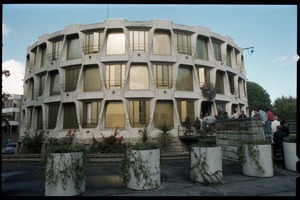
xmin=242 ymin=47 xmax=254 ymax=55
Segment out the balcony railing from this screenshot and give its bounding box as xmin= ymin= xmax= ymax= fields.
xmin=82 ymin=45 xmax=100 ymax=55
xmin=47 ymin=52 xmax=61 ymax=62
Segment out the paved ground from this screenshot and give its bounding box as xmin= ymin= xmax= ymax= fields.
xmin=1 ymin=157 xmax=298 ymax=196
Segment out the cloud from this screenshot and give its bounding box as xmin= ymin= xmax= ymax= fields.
xmin=273 ymin=54 xmax=298 ymax=66
xmin=2 ymin=60 xmax=25 ymax=95
xmin=273 ymin=55 xmax=289 ymax=62
xmin=2 ymin=23 xmax=10 ymax=36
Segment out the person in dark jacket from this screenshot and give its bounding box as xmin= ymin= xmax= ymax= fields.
xmin=273 ymin=125 xmax=288 ymax=146
xmin=280 ymin=120 xmax=290 ymax=135
xmin=273 ymin=125 xmax=288 ymax=161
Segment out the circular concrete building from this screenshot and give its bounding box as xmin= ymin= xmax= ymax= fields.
xmin=21 ymin=18 xmax=248 ymax=149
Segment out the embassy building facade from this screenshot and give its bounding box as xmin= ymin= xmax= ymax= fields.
xmin=20 ymin=19 xmax=248 ymax=145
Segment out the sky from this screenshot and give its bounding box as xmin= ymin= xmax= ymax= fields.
xmin=2 ymin=4 xmax=298 ymax=103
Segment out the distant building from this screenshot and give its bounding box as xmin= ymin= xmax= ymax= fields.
xmin=2 ymin=94 xmax=23 ymax=144
xmin=20 ymin=19 xmax=248 ymax=147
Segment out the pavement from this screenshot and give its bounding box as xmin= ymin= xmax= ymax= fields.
xmin=1 ymin=153 xmax=298 ymax=197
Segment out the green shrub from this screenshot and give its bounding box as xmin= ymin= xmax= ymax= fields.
xmin=23 ymin=131 xmax=46 ymax=153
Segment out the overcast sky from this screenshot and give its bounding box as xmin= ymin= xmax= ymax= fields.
xmin=2 ymin=4 xmax=298 ymax=102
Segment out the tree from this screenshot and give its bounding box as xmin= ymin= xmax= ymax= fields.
xmin=246 ymin=81 xmax=271 ymax=111
xmin=272 ymin=95 xmax=296 ymax=121
xmin=2 ymin=70 xmax=12 ymax=132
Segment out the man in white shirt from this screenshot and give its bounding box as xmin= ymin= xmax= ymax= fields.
xmin=271 ymin=115 xmax=280 ymax=144
xmin=230 ymin=110 xmax=239 ymax=119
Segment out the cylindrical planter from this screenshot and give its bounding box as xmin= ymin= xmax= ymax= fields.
xmin=126 ymin=148 xmax=160 ymax=190
xmin=190 ymin=146 xmax=223 ymax=184
xmin=283 ymin=142 xmax=298 ymax=172
xmin=242 ymin=144 xmax=273 ymax=177
xmin=45 ymin=152 xmax=86 ymax=196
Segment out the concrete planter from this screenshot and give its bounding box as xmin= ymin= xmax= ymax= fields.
xmin=242 ymin=144 xmax=273 ymax=177
xmin=190 ymin=146 xmax=223 ymax=184
xmin=45 ymin=152 xmax=86 ymax=196
xmin=283 ymin=142 xmax=298 ymax=172
xmin=126 ymin=148 xmax=160 ymax=190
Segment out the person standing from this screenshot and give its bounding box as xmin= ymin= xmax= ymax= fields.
xmin=230 ymin=109 xmax=239 ymax=119
xmin=266 ymin=108 xmax=274 ymax=135
xmin=238 ymin=110 xmax=247 ymax=118
xmin=271 ymin=115 xmax=280 ymax=144
xmin=273 ymin=125 xmax=288 ymax=165
xmin=224 ymin=112 xmax=229 ymax=119
xmin=280 ymin=120 xmax=290 ymax=135
xmin=259 ymin=108 xmax=268 ymax=136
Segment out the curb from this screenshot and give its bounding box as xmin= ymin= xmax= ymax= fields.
xmin=2 ymin=151 xmax=190 ymax=162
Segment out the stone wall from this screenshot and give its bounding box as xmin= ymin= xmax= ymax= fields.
xmin=215 ymin=118 xmax=265 ymax=161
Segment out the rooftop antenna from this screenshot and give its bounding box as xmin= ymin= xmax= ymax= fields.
xmin=242 ymin=47 xmax=254 ymax=55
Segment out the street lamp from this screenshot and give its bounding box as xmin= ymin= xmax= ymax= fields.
xmin=242 ymin=47 xmax=254 ymax=55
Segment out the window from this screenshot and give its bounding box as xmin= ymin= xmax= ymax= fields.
xmin=175 ymin=33 xmax=192 ymax=55
xmin=129 ymin=65 xmax=149 ymax=90
xmin=212 ymin=40 xmax=222 ymax=61
xmin=105 ymin=64 xmax=125 ymax=89
xmin=198 ymin=67 xmax=210 ymax=87
xmin=84 ymin=66 xmax=101 ymax=91
xmin=40 ymin=45 xmax=47 ymax=67
xmin=226 ymin=46 xmax=232 ymax=67
xmin=36 ymin=106 xmax=43 ymax=130
xmin=130 ymin=30 xmax=148 ymax=52
xmin=176 ymin=65 xmax=193 ymax=91
xmin=26 ymin=107 xmax=33 ymax=129
xmin=238 ymin=78 xmax=246 ymax=98
xmin=153 ymin=64 xmax=172 ymax=89
xmin=106 ymin=32 xmax=125 ymax=55
xmin=154 ymin=101 xmax=173 ymax=127
xmin=153 ymin=31 xmax=171 ymax=55
xmin=65 ymin=66 xmax=80 ymax=92
xmin=215 ymin=70 xmax=225 ymax=94
xmin=52 ymin=40 xmax=62 ymax=61
xmin=84 ymin=32 xmax=103 ymax=54
xmin=38 ymin=74 xmax=46 ymax=96
xmin=63 ymin=103 xmax=78 ymax=129
xmin=195 ymin=36 xmax=208 ymax=60
xmin=83 ymin=101 xmax=101 ymax=128
xmin=228 ymin=73 xmax=235 ymax=95
xmin=177 ymin=100 xmax=195 ymax=123
xmin=67 ymin=35 xmax=81 ymax=60
xmin=48 ymin=103 xmax=60 ymax=129
xmin=105 ymin=101 xmax=125 ymax=128
xmin=50 ymin=71 xmax=60 ymax=95
xmin=29 ymin=79 xmax=34 ymax=101
xmin=129 ymin=99 xmax=150 ymax=127
xmin=215 ymin=101 xmax=226 ymax=115
xmin=31 ymin=48 xmax=37 ymax=68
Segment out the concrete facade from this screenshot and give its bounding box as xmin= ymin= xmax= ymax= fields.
xmin=20 ymin=18 xmax=248 ymax=145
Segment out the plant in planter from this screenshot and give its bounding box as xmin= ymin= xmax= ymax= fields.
xmin=89 ymin=126 xmax=128 ymax=153
xmin=119 ymin=126 xmax=160 ymax=191
xmin=190 ymin=138 xmax=223 ymax=185
xmin=22 ymin=130 xmax=46 ymax=154
xmin=157 ymin=121 xmax=172 ymax=151
xmin=283 ymin=134 xmax=298 ymax=172
xmin=41 ymin=129 xmax=88 ymax=196
xmin=237 ymin=139 xmax=273 ymax=178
